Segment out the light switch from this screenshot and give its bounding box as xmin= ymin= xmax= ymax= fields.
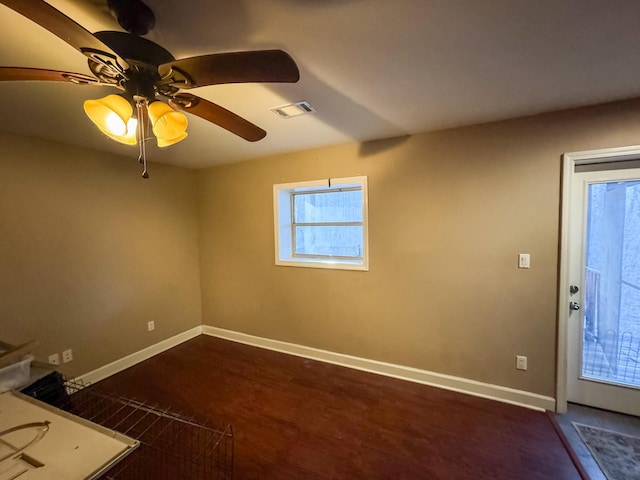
xmin=518 ymin=253 xmax=531 ymax=269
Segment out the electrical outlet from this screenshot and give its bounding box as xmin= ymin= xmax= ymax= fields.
xmin=516 ymin=355 xmax=528 ymax=371
xmin=147 ymin=321 xmax=155 ymax=332
xmin=48 ymin=353 xmax=60 ymax=365
xmin=62 ymin=349 xmax=73 ymax=364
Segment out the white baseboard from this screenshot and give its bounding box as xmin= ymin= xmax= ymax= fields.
xmin=77 ymin=326 xmax=203 ymax=385
xmin=202 ymin=325 xmax=556 ymax=412
xmin=75 ymin=324 xmax=556 ymax=412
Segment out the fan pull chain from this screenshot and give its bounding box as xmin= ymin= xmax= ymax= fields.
xmin=136 ymin=100 xmax=149 ymax=179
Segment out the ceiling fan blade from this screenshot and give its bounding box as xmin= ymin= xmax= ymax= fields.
xmin=159 ymin=50 xmax=299 ymax=89
xmin=0 ymin=67 xmax=99 ymax=84
xmin=1 ymin=0 xmax=129 ymax=70
xmin=168 ymin=94 xmax=266 ymax=142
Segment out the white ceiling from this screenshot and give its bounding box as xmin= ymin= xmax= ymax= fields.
xmin=2 ymin=0 xmax=640 ymax=169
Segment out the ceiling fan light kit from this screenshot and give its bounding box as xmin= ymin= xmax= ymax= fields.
xmin=97 ymin=117 xmax=138 ymax=146
xmin=0 ymin=0 xmax=301 ymax=177
xmin=85 ymin=94 xmax=189 ymax=148
xmin=157 ymin=131 xmax=188 ymax=148
xmin=148 ymin=101 xmax=188 ymax=145
xmin=83 ymin=94 xmax=133 ymax=136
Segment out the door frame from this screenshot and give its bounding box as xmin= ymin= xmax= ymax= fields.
xmin=557 ymin=144 xmax=640 ymax=413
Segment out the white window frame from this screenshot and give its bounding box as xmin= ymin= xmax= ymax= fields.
xmin=273 ymin=176 xmax=369 ymax=271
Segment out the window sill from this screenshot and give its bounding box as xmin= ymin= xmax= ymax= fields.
xmin=276 ymin=258 xmax=369 ymax=271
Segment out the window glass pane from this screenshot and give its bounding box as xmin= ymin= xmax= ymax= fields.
xmin=295 ymin=226 xmax=363 ymax=257
xmin=294 ymin=190 xmax=362 ymax=223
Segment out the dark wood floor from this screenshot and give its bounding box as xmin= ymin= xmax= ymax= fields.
xmin=97 ymin=335 xmax=582 ymax=480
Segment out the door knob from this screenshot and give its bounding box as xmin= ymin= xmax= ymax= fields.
xmin=569 ymin=302 xmax=581 ymax=311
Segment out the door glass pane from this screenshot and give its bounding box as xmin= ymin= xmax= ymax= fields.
xmin=582 ymin=180 xmax=640 ymax=387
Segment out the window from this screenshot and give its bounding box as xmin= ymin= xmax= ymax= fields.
xmin=273 ymin=176 xmax=369 ymax=270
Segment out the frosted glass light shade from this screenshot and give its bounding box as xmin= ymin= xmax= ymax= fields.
xmin=99 ymin=117 xmax=138 ymax=145
xmin=148 ymin=101 xmax=188 ymax=141
xmin=157 ymin=131 xmax=188 ymax=148
xmin=83 ymin=95 xmax=133 ymax=136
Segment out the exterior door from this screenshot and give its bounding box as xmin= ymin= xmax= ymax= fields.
xmin=567 ymin=167 xmax=640 ymax=415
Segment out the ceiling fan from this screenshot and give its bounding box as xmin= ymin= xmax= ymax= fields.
xmin=0 ymin=0 xmax=300 ymax=177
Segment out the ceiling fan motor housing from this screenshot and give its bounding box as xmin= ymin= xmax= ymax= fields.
xmin=93 ymin=31 xmax=175 ymax=68
xmin=107 ymin=0 xmax=155 ymax=36
xmin=89 ymin=32 xmax=177 ymax=100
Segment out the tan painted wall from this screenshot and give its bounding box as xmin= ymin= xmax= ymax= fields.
xmin=0 ymin=133 xmax=202 ymax=377
xmin=198 ymin=99 xmax=640 ymax=397
xmin=3 ymin=98 xmax=640 ymax=393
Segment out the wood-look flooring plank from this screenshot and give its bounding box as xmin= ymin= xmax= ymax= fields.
xmin=96 ymin=335 xmax=582 ymax=480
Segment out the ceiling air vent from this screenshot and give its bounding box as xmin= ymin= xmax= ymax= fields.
xmin=270 ymin=101 xmax=316 ymax=119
